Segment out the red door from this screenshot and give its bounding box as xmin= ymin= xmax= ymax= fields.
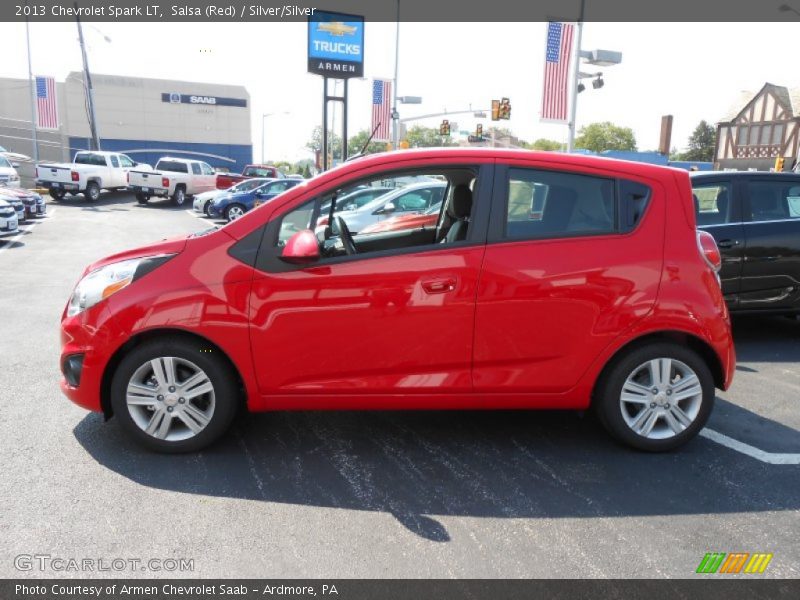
xmin=472 ymin=162 xmax=665 ymax=400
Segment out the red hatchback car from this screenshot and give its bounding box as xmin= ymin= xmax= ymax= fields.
xmin=60 ymin=149 xmax=734 ymax=453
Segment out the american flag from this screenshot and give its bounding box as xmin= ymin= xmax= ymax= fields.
xmin=540 ymin=22 xmax=574 ymax=123
xmin=35 ymin=76 xmax=59 ymax=130
xmin=371 ymin=79 xmax=392 ymax=142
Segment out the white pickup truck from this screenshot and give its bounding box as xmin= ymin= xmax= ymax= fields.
xmin=35 ymin=151 xmax=145 ymax=201
xmin=128 ymin=157 xmax=217 ymax=206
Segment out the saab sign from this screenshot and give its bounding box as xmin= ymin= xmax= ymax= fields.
xmin=161 ymin=93 xmax=247 ymax=108
xmin=307 ymin=10 xmax=364 ymax=78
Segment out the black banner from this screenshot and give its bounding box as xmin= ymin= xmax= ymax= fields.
xmin=3 ymin=579 xmax=800 ymax=600
xmin=6 ymin=0 xmax=800 ymax=22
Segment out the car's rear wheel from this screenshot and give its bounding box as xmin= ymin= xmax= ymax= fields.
xmin=172 ymin=186 xmax=187 ymax=206
xmin=225 ymin=203 xmax=246 ymax=222
xmin=49 ymin=189 xmax=66 ymax=201
xmin=110 ymin=337 xmax=239 ymax=453
xmin=135 ymin=193 xmax=150 ymax=204
xmin=84 ymin=182 xmax=100 ymax=202
xmin=594 ymin=342 xmax=714 ymax=451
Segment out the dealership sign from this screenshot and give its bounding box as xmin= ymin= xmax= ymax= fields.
xmin=307 ymin=11 xmax=364 ymax=78
xmin=161 ymin=93 xmax=247 ymax=108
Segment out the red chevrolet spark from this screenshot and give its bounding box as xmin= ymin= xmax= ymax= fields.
xmin=60 ymin=149 xmax=734 ymax=453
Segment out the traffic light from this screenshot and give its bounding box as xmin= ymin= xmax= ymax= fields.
xmin=476 ymin=124 xmax=483 ymax=138
xmin=439 ymin=119 xmax=451 ymax=136
xmin=491 ymin=100 xmax=500 ymax=121
xmin=775 ymin=156 xmax=785 ymax=172
xmin=499 ymin=97 xmax=511 ymax=120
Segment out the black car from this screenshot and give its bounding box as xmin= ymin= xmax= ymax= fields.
xmin=691 ymin=171 xmax=800 ymax=315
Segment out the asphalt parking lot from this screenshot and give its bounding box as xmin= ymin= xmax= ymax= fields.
xmin=0 ymin=191 xmax=797 ymax=579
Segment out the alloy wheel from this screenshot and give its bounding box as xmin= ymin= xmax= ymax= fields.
xmin=619 ymin=358 xmax=703 ymax=440
xmin=125 ymin=356 xmax=216 ymax=441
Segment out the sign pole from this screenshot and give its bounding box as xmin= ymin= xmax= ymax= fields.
xmin=342 ymin=78 xmax=349 ymax=161
xmin=322 ymin=77 xmax=329 ymax=171
xmin=566 ymin=0 xmax=585 ymax=153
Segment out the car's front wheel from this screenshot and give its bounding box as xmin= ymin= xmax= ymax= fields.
xmin=224 ymin=203 xmax=246 ymax=222
xmin=110 ymin=337 xmax=239 ymax=453
xmin=594 ymin=342 xmax=714 ymax=452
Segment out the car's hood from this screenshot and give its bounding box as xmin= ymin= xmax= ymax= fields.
xmin=84 ymin=235 xmax=190 ymax=275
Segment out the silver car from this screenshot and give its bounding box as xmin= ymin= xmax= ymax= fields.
xmin=333 ymin=181 xmax=447 ymax=234
xmin=0 ymin=199 xmax=19 ymax=237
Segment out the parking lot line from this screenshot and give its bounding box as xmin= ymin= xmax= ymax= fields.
xmin=0 ymin=209 xmax=57 ymax=257
xmin=186 ymin=209 xmax=204 ymax=219
xmin=701 ymin=428 xmax=800 ymax=465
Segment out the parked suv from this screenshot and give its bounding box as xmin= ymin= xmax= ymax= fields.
xmin=60 ymin=149 xmax=734 ymax=453
xmin=691 ymin=171 xmax=800 ymax=315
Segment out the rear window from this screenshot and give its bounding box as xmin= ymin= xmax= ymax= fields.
xmin=157 ymin=160 xmax=189 ymax=174
xmin=74 ymin=153 xmax=108 ymax=166
xmin=244 ymin=167 xmax=275 ymax=177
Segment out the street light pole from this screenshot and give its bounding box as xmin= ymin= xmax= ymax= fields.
xmin=24 ymin=1 xmax=39 ymax=163
xmin=566 ymin=0 xmax=586 ymax=153
xmin=391 ymin=0 xmax=400 ymax=150
xmin=75 ymin=2 xmax=100 ymax=151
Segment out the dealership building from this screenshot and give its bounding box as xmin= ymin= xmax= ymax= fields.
xmin=0 ymin=72 xmax=252 ymax=179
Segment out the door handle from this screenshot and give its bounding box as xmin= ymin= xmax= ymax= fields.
xmin=717 ymin=239 xmax=739 ymax=249
xmin=422 ymin=278 xmax=456 ymax=294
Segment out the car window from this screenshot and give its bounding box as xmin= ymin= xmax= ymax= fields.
xmin=74 ymin=152 xmax=107 ymax=166
xmin=267 ymin=182 xmax=290 ymax=194
xmin=201 ymin=163 xmax=215 ymax=175
xmin=157 ymin=160 xmax=188 ymax=174
xmin=746 ymin=181 xmax=800 ymax=221
xmin=191 ymin=163 xmax=202 ymax=175
xmin=692 ymin=182 xmax=734 ymax=225
xmin=0 ymin=155 xmax=11 ymax=168
xmin=270 ymin=168 xmax=477 ymax=262
xmin=233 ymin=179 xmax=266 ymax=192
xmin=505 ymin=168 xmax=615 ymax=239
xmin=109 ymin=155 xmax=119 ymax=168
xmin=118 ymin=155 xmax=134 ymax=168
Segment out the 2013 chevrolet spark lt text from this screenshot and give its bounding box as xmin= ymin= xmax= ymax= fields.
xmin=59 ymin=149 xmax=735 ymax=453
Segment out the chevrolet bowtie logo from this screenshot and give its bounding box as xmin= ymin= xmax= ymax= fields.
xmin=318 ymin=21 xmax=357 ymax=36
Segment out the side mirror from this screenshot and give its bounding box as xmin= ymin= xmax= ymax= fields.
xmin=381 ymin=202 xmax=396 ymax=214
xmin=280 ymin=230 xmax=320 ymax=264
xmin=132 ymin=161 xmax=139 ymax=167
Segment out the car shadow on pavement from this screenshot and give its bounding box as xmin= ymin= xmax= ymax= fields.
xmin=73 ymin=400 xmax=800 ymax=542
xmin=732 ymin=314 xmax=800 ymax=363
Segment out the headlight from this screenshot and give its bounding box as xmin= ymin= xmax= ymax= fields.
xmin=66 ymin=254 xmax=174 ymax=317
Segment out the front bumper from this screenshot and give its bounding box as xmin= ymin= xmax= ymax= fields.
xmin=0 ymin=216 xmax=19 ymax=235
xmin=60 ymin=304 xmax=123 ymax=413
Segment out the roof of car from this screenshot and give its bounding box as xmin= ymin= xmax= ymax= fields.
xmin=691 ymin=171 xmax=800 ymax=179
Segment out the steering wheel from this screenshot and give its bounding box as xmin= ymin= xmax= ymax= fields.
xmin=334 ymin=216 xmax=357 ymax=255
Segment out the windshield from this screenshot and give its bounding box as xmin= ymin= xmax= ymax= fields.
xmin=0 ymin=155 xmax=11 ymax=168
xmin=230 ymin=178 xmax=269 ymax=193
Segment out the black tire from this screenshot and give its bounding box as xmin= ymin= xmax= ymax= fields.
xmin=110 ymin=337 xmax=240 ymax=453
xmin=171 ymin=186 xmax=187 ymax=206
xmin=135 ymin=193 xmax=150 ymax=205
xmin=594 ymin=342 xmax=715 ymax=452
xmin=49 ymin=189 xmax=66 ymax=201
xmin=84 ymin=181 xmax=101 ymax=202
xmin=203 ymin=200 xmax=213 ymax=217
xmin=224 ymin=203 xmax=247 ymax=222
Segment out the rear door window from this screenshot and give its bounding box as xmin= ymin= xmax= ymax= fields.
xmin=692 ymin=182 xmax=734 ymax=225
xmin=504 ymin=168 xmax=615 ymax=239
xmin=191 ymin=163 xmax=202 ymax=175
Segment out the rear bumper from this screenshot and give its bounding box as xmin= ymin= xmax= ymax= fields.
xmin=38 ymin=181 xmax=80 ymax=192
xmin=131 ymin=185 xmax=168 ymax=197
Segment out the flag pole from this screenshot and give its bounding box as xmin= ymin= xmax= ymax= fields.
xmin=566 ymin=0 xmax=585 ymax=153
xmin=24 ymin=0 xmax=39 ymax=163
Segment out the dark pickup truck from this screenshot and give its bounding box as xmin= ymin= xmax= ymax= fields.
xmin=691 ymin=171 xmax=800 ymax=315
xmin=215 ymin=164 xmax=284 ymax=190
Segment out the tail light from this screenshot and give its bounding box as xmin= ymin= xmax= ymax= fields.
xmin=697 ymin=230 xmax=722 ymax=272
xmin=71 ymin=171 xmax=79 ymax=182
xmin=162 ymin=177 xmax=169 ymax=187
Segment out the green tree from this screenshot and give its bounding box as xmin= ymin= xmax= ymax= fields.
xmin=574 ymin=121 xmax=637 ymax=152
xmin=529 ymin=138 xmax=564 ymax=151
xmin=680 ymin=120 xmax=716 ymax=162
xmin=405 ymin=125 xmax=454 ymax=148
xmin=348 ymin=128 xmax=389 ymax=156
xmin=306 ymin=126 xmax=342 ymax=160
